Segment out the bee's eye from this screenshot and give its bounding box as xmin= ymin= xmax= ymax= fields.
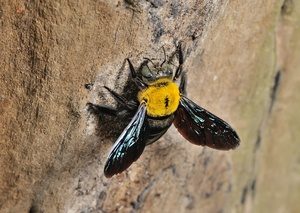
xmin=141 ymin=66 xmax=154 ymax=79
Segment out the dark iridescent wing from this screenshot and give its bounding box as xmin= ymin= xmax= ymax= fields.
xmin=104 ymin=103 xmax=147 ymax=177
xmin=174 ymin=96 xmax=240 ymax=150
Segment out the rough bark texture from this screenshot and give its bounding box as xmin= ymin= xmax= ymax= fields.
xmin=1 ymin=0 xmax=299 ymax=212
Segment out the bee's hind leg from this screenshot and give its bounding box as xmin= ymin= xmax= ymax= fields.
xmin=86 ymin=102 xmax=119 ymax=117
xmin=103 ymin=86 xmax=138 ymax=111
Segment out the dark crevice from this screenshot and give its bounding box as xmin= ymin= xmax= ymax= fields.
xmin=145 ymin=0 xmax=161 ymax=8
xmin=281 ymin=0 xmax=294 ymax=16
xmin=248 ymin=70 xmax=281 ymax=206
xmin=146 ymin=1 xmax=165 ymax=43
xmin=130 ymin=178 xmax=157 ymax=212
xmin=240 ymin=186 xmax=248 ymax=204
xmin=130 ymin=165 xmax=176 ymax=212
xmin=0 ymin=5 xmax=3 ymax=19
xmin=84 ymin=83 xmax=94 ymax=90
xmin=124 ymin=0 xmax=139 ymax=7
xmin=240 ymin=178 xmax=257 ymax=205
xmin=269 ymin=70 xmax=282 ymax=113
xmin=251 ymin=178 xmax=256 ymax=197
xmin=29 ymin=203 xmax=38 ymax=213
xmin=254 ymin=130 xmax=262 ymax=151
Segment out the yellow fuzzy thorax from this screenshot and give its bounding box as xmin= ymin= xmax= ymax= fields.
xmin=138 ymin=78 xmax=180 ymax=117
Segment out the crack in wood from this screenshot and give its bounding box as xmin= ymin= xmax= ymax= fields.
xmin=130 ymin=178 xmax=158 ymax=212
xmin=281 ymin=0 xmax=294 ymax=16
xmin=269 ymin=70 xmax=282 ymax=113
xmin=28 ymin=203 xmax=38 ymax=213
xmin=254 ymin=130 xmax=262 ymax=151
xmin=130 ymin=164 xmax=177 ymax=212
xmin=240 ymin=177 xmax=257 ymax=205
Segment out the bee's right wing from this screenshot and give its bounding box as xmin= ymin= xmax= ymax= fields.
xmin=174 ymin=96 xmax=240 ymax=150
xmin=104 ymin=103 xmax=147 ymax=178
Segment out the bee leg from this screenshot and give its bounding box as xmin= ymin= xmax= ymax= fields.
xmin=86 ymin=102 xmax=119 ymax=116
xmin=104 ymin=86 xmax=138 ymax=111
xmin=179 ymin=71 xmax=187 ymax=95
xmin=177 ymin=42 xmax=184 ymax=65
xmin=87 ymin=102 xmax=134 ymax=118
xmin=126 ymin=58 xmax=148 ymax=89
xmin=174 ymin=42 xmax=184 ymax=80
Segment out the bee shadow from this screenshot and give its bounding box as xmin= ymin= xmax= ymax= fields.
xmin=86 ymin=62 xmax=142 ymax=144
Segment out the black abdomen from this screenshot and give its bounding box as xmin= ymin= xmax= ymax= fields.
xmin=141 ymin=114 xmax=175 ymax=145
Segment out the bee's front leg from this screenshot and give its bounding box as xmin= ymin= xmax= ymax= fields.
xmin=174 ymin=42 xmax=184 ymax=80
xmin=179 ymin=72 xmax=187 ymax=95
xmin=126 ymin=58 xmax=148 ymax=89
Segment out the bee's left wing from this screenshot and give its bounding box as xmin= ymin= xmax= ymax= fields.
xmin=104 ymin=103 xmax=147 ymax=178
xmin=174 ymin=96 xmax=240 ymax=150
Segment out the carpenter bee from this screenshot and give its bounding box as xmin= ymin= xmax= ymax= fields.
xmin=87 ymin=44 xmax=240 ymax=178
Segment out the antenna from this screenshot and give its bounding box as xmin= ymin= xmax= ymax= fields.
xmin=143 ymin=57 xmax=156 ymax=67
xmin=160 ymin=46 xmax=167 ymax=67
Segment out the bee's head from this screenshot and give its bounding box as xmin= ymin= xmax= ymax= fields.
xmin=140 ymin=59 xmax=173 ymax=84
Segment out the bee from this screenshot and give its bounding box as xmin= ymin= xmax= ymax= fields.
xmin=87 ymin=44 xmax=240 ymax=178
